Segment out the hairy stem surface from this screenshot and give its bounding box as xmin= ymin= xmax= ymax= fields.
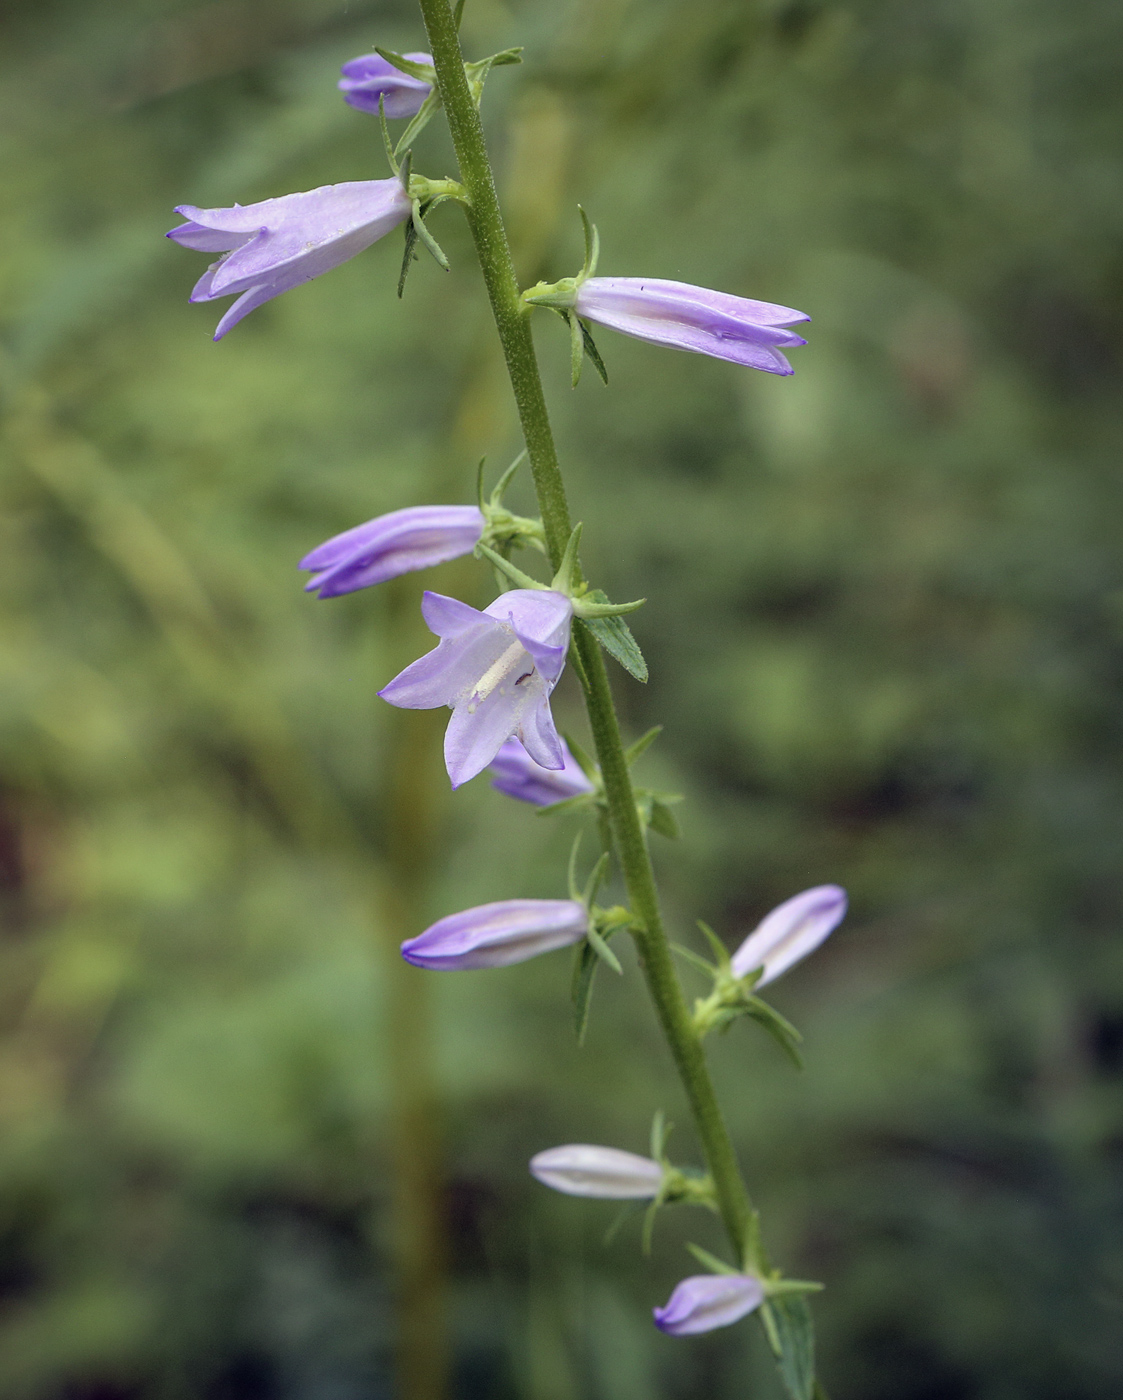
xmin=414 ymin=0 xmax=764 ymax=1271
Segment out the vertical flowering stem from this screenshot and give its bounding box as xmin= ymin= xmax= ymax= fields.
xmin=414 ymin=0 xmax=763 ymax=1274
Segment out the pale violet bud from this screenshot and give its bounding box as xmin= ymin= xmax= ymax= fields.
xmin=379 ymin=589 xmax=574 ymax=789
xmin=167 ymin=179 xmax=412 ymax=340
xmin=338 ymin=52 xmax=432 ymax=118
xmin=653 ymin=1274 xmax=765 ymax=1337
xmin=489 ymin=738 xmax=594 ymax=807
xmin=573 ymin=278 xmax=809 ymax=376
xmin=401 ymin=899 xmax=587 ymax=970
xmin=730 ymin=884 xmax=847 ymax=987
xmin=300 ymin=505 xmax=484 ymax=598
xmin=529 ymin=1145 xmax=664 ymax=1199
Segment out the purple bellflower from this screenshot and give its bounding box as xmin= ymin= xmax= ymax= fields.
xmin=730 ymin=884 xmax=847 ymax=987
xmin=653 ymin=1274 xmax=765 ymax=1337
xmin=530 ymin=1144 xmax=664 ymax=1199
xmin=301 ymin=505 xmax=484 ymax=599
xmin=401 ymin=899 xmax=587 ymax=970
xmin=489 ymin=737 xmax=594 ymax=806
xmin=379 ymin=588 xmax=574 ymax=788
xmin=338 ymin=52 xmax=433 ymax=117
xmin=574 ymin=278 xmax=809 ymax=376
xmin=168 ymin=179 xmax=412 ymax=340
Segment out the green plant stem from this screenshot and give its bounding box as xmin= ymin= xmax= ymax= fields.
xmin=415 ymin=0 xmax=764 ymax=1274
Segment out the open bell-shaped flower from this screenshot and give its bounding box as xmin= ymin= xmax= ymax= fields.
xmin=730 ymin=884 xmax=847 ymax=987
xmin=338 ymin=52 xmax=433 ymax=117
xmin=401 ymin=899 xmax=587 ymax=970
xmin=167 ymin=179 xmax=412 ymax=340
xmin=653 ymin=1274 xmax=765 ymax=1336
xmin=300 ymin=505 xmax=484 ymax=598
xmin=379 ymin=589 xmax=573 ymax=788
xmin=573 ymin=278 xmax=809 ymax=376
xmin=530 ymin=1145 xmax=664 ymax=1199
xmin=489 ymin=737 xmax=594 ymax=807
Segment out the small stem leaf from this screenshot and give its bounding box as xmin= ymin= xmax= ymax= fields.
xmin=767 ymin=1280 xmax=825 ymax=1297
xmin=579 ymin=318 xmax=609 ymax=384
xmin=650 ymin=1108 xmax=668 ymax=1161
xmin=566 ymin=832 xmax=582 ymax=902
xmin=561 ymin=732 xmax=598 ymax=782
xmin=474 ymin=542 xmax=543 ymax=590
xmin=771 ymin=1294 xmax=816 ymax=1400
xmin=582 ymin=849 xmax=611 ymax=906
xmin=579 ymin=591 xmax=648 ymax=682
xmin=561 ymin=308 xmax=584 ymax=386
xmin=641 ymin=1196 xmax=662 ymax=1255
xmin=649 ymin=799 xmax=681 ymax=840
xmin=603 ymin=1200 xmax=644 ymax=1247
xmin=623 ymin=725 xmax=662 ymax=766
xmin=453 ymin=0 xmax=467 ymax=28
xmin=378 ymin=95 xmax=398 ymax=176
xmin=550 ymin=522 xmax=584 ymax=593
xmin=411 ymin=202 xmax=451 ymax=270
xmin=476 ymin=456 xmax=487 ymax=510
xmin=571 ymin=940 xmax=599 ymax=1043
xmin=586 ymin=926 xmax=623 ymax=976
xmin=759 ymin=1302 xmax=783 ymax=1357
xmin=374 ymin=47 xmax=436 ymax=83
xmin=685 ymin=1243 xmax=740 ymax=1277
xmin=578 ymin=205 xmax=600 ymax=280
xmin=671 ymin=943 xmax=719 ymax=977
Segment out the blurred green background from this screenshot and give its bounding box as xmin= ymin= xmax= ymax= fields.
xmin=2 ymin=0 xmax=1122 ymax=1396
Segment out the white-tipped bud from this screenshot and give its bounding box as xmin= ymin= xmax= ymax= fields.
xmin=529 ymin=1144 xmax=664 ymax=1199
xmin=730 ymin=884 xmax=847 ymax=987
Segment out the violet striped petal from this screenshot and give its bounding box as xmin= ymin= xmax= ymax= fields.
xmin=653 ymin=1274 xmax=765 ymax=1337
xmin=301 ymin=506 xmax=484 ymax=597
xmin=401 ymin=899 xmax=587 ymax=970
xmin=730 ymin=885 xmax=847 ymax=986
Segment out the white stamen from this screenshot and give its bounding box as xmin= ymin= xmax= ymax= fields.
xmin=472 ymin=639 xmax=530 ymax=704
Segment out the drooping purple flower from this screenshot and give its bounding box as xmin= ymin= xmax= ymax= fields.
xmin=168 ymin=179 xmax=412 ymax=340
xmin=653 ymin=1274 xmax=765 ymax=1337
xmin=338 ymin=52 xmax=433 ymax=117
xmin=730 ymin=884 xmax=847 ymax=987
xmin=573 ymin=278 xmax=809 ymax=375
xmin=530 ymin=1145 xmax=663 ymax=1199
xmin=379 ymin=589 xmax=573 ymax=789
xmin=300 ymin=505 xmax=484 ymax=598
xmin=489 ymin=737 xmax=594 ymax=806
xmin=401 ymin=899 xmax=587 ymax=970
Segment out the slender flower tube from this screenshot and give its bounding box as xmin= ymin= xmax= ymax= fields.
xmin=167 ymin=179 xmax=413 ymax=340
xmin=379 ymin=588 xmax=574 ymax=788
xmin=489 ymin=737 xmax=594 ymax=806
xmin=301 ymin=505 xmax=484 ymax=598
xmin=530 ymin=1144 xmax=663 ymax=1198
xmin=401 ymin=899 xmax=587 ymax=970
xmin=338 ymin=52 xmax=433 ymax=117
xmin=573 ymin=278 xmax=809 ymax=375
xmin=730 ymin=884 xmax=847 ymax=987
xmin=653 ymin=1274 xmax=765 ymax=1337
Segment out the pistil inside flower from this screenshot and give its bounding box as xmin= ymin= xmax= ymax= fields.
xmin=467 ymin=637 xmax=533 ymax=711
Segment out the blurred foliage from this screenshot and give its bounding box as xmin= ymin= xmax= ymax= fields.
xmin=2 ymin=0 xmax=1123 ymax=1397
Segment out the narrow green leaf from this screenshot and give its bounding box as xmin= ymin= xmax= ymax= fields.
xmin=579 ymin=318 xmax=609 ymax=384
xmin=696 ymin=920 xmax=731 ymax=969
xmin=649 ymin=799 xmax=680 ymax=839
xmin=488 ymin=449 xmax=527 ymax=506
xmin=771 ymin=1294 xmax=816 ymax=1400
xmin=685 ymin=1243 xmax=740 ymax=1276
xmin=561 ymin=308 xmax=584 ymax=386
xmin=571 ymin=941 xmax=599 ymax=1044
xmin=398 ymin=220 xmax=419 ymax=298
xmin=745 ymin=996 xmax=805 ymax=1069
xmin=474 ymin=542 xmax=542 ymax=590
xmin=393 ymin=89 xmax=444 ymax=160
xmin=453 ymin=0 xmax=467 ymax=28
xmin=585 ymin=926 xmax=623 ymax=976
xmin=411 ymin=202 xmax=450 ymax=271
xmin=561 ymin=731 xmax=598 ymax=782
xmin=580 ymin=591 xmax=648 ymax=682
xmin=532 ymin=793 xmax=596 ymax=819
xmin=374 ymin=47 xmax=435 ymax=83
xmin=670 ymin=942 xmax=717 ymax=976
xmin=624 ymin=726 xmax=662 ymax=765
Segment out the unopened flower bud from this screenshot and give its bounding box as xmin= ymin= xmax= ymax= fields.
xmin=730 ymin=884 xmax=847 ymax=986
xmin=338 ymin=52 xmax=433 ymax=118
xmin=301 ymin=505 xmax=484 ymax=598
xmin=401 ymin=899 xmax=587 ymax=971
xmin=529 ymin=1144 xmax=663 ymax=1198
xmin=653 ymin=1274 xmax=764 ymax=1336
xmin=489 ymin=738 xmax=594 ymax=807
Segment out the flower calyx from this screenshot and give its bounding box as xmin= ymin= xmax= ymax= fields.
xmin=474 ymin=452 xmax=547 ymax=563
xmin=521 ymin=209 xmax=609 ymax=385
xmin=680 ymin=922 xmax=805 ymax=1066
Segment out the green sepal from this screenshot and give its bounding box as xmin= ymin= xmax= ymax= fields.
xmin=398 ymin=218 xmax=419 ymax=298
xmin=577 ymin=205 xmax=600 ymax=281
xmin=572 ymin=592 xmax=646 ymax=619
xmin=566 ymin=832 xmax=583 ymax=902
xmin=768 ymin=1294 xmax=816 ymax=1400
xmin=581 ymin=850 xmax=611 ymax=907
xmin=378 ymin=95 xmax=398 ymax=176
xmin=561 ymin=308 xmax=584 ymax=386
xmin=696 ymin=920 xmax=731 ymax=971
xmin=685 ymin=1243 xmax=741 ymax=1277
xmin=578 ymin=592 xmax=648 ymax=682
xmin=394 ymin=89 xmax=444 ymax=160
xmin=650 ymin=1108 xmax=670 ymax=1161
xmin=374 ymin=47 xmax=436 ymax=84
xmin=550 ymin=522 xmax=584 ymax=594
xmin=464 ymin=47 xmax=524 ymax=107
xmin=533 ymin=792 xmax=597 ymax=819
xmin=624 ymin=726 xmax=662 ymax=765
xmin=766 ymin=1279 xmax=825 ymax=1298
xmin=571 ymin=939 xmax=598 ymax=1044
xmin=411 ymin=199 xmax=450 ymax=271
xmin=474 ymin=542 xmax=543 ymax=591
xmin=649 ymin=798 xmax=681 ymax=840
xmin=453 ymin=0 xmax=467 ymax=27
xmin=671 ymin=942 xmax=718 ymax=977
xmin=578 ymin=318 xmax=609 ymax=384
xmin=488 ymin=450 xmax=527 ymax=506
xmin=744 ymin=996 xmax=804 ymax=1068
xmin=585 ymin=925 xmax=622 ymax=976
xmin=562 ymin=732 xmax=598 ymax=783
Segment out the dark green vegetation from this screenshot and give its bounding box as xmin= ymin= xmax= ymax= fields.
xmin=1 ymin=0 xmax=1122 ymax=1397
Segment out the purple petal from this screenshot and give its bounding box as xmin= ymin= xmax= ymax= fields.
xmin=401 ymin=898 xmax=587 ymax=970
xmin=485 ymin=589 xmax=573 ymax=684
xmin=574 ymin=277 xmax=809 ymax=376
xmin=301 ymin=506 xmax=484 ymax=597
xmin=530 ymin=1145 xmax=664 ymax=1198
xmin=445 ymin=676 xmax=544 ymax=789
xmin=516 ymin=690 xmax=565 ymax=772
xmin=379 ymin=620 xmax=507 ymax=711
xmin=653 ymin=1275 xmax=765 ymax=1337
xmin=166 ymin=219 xmax=253 ymax=253
xmin=489 ymin=738 xmax=595 ymax=806
xmin=730 ymin=884 xmax=847 ymax=986
xmin=212 ymin=282 xmax=281 ymax=341
xmin=421 ymin=590 xmax=490 ymax=640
